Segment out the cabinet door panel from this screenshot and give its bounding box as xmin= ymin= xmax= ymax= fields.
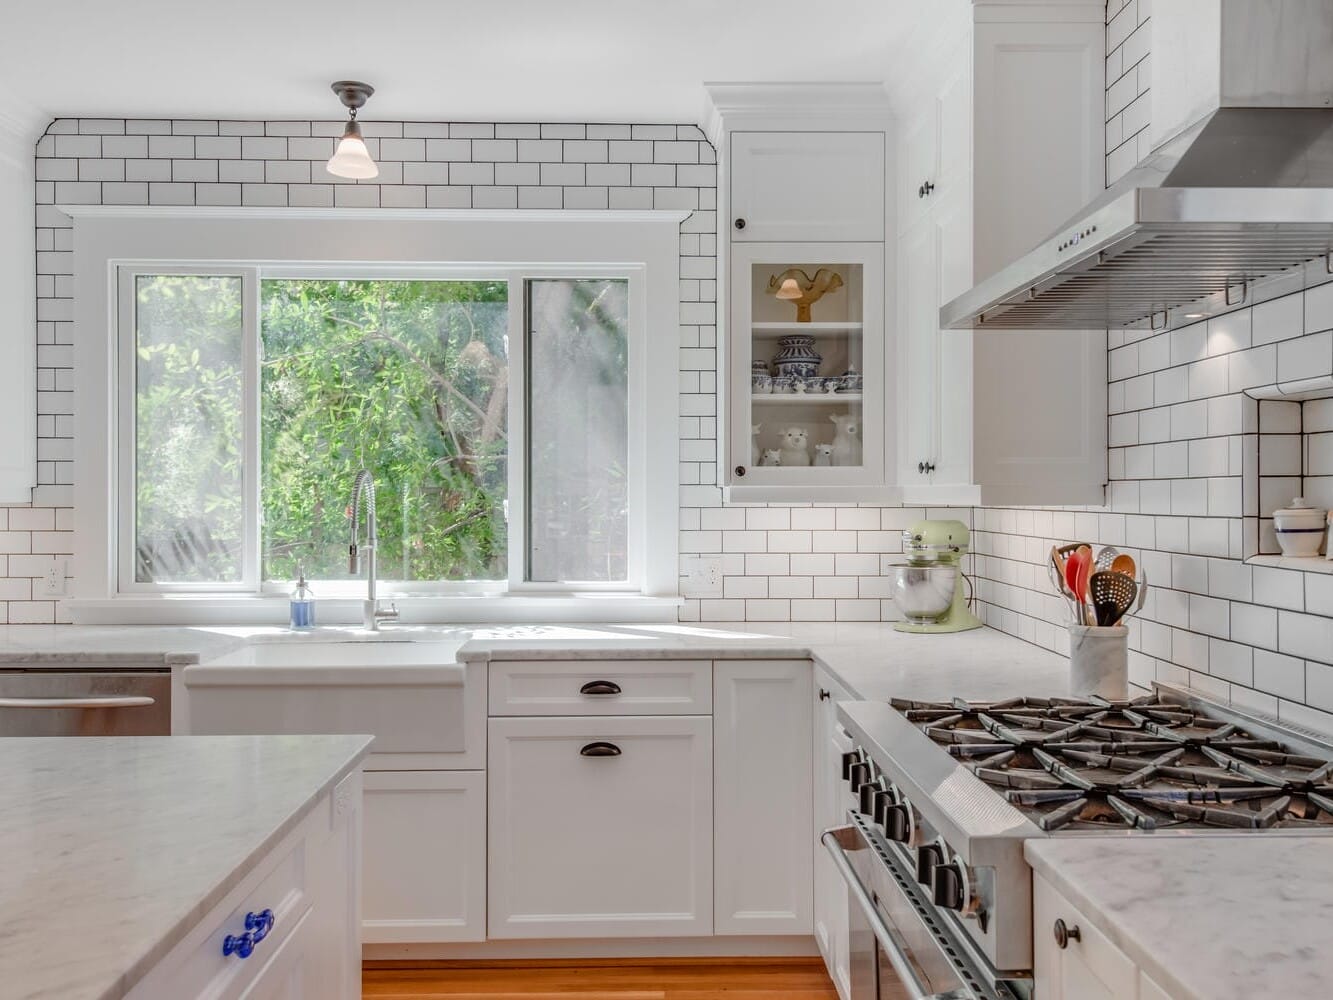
xmin=898 ymin=217 xmax=939 ymax=486
xmin=714 ymin=660 xmax=813 ymax=935
xmin=363 ymin=771 xmax=485 ymax=943
xmin=899 ymin=109 xmax=938 ymax=230
xmin=812 ymin=668 xmax=855 ymax=1000
xmin=488 ymin=715 xmax=712 ymax=938
xmin=234 ymin=909 xmax=313 ymax=1000
xmin=932 ymin=193 xmax=974 ymax=490
xmin=731 ymin=132 xmax=884 ymax=242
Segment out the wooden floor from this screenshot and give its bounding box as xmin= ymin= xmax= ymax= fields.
xmin=362 ymin=957 xmax=841 ymax=1000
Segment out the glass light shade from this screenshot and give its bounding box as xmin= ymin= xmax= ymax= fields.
xmin=326 ymin=122 xmax=379 ymax=179
xmin=775 ymin=276 xmax=803 ymax=300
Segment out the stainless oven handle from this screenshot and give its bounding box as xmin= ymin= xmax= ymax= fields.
xmin=0 ymin=696 xmax=156 ymax=709
xmin=822 ymin=825 xmax=944 ymax=1000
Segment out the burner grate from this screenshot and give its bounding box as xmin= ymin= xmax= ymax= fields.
xmin=894 ymin=696 xmax=1333 ymax=832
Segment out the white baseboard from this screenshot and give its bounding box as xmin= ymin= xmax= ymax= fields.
xmin=364 ymin=935 xmax=820 ymax=962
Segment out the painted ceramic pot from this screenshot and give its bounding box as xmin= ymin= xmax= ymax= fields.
xmin=838 ymin=366 xmax=863 ymax=393
xmin=772 ymin=335 xmax=822 ymax=380
xmin=751 ymin=359 xmax=770 ymax=375
xmin=772 ymin=376 xmax=795 ymax=394
xmin=1274 ymin=497 xmax=1327 ymax=557
xmin=751 ymin=374 xmax=773 ymax=394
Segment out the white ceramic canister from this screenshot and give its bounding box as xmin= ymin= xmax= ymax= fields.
xmin=1274 ymin=497 xmax=1327 ymax=558
xmin=1068 ymin=625 xmax=1128 ymax=700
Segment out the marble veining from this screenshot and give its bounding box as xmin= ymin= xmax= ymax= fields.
xmin=0 ymin=734 xmax=372 ymax=1000
xmin=1027 ymin=836 xmax=1333 ymax=1000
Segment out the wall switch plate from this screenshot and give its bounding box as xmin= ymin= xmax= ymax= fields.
xmin=42 ymin=561 xmax=66 ymax=596
xmin=682 ymin=556 xmax=723 ymax=598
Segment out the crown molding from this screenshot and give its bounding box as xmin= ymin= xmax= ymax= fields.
xmin=701 ymin=82 xmax=891 ymax=146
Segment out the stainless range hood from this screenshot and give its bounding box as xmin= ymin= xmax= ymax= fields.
xmin=942 ymin=0 xmax=1333 ymax=331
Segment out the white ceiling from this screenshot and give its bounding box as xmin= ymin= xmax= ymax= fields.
xmin=2 ymin=0 xmax=928 ymax=132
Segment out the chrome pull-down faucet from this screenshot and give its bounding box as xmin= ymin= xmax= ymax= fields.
xmin=347 ymin=469 xmax=399 ymax=631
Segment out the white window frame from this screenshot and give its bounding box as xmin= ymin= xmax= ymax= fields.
xmin=69 ymin=208 xmax=684 ymax=623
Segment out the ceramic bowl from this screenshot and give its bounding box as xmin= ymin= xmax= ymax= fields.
xmin=751 ymin=374 xmax=773 ymax=394
xmin=772 ymin=376 xmax=795 ymax=394
xmin=1274 ymin=497 xmax=1327 ymax=557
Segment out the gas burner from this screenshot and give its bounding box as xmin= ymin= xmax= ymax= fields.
xmin=893 ymin=695 xmax=1331 ymax=832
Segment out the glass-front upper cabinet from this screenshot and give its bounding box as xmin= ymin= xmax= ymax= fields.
xmin=727 ymin=242 xmax=885 ymax=494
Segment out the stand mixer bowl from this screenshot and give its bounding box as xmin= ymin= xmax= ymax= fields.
xmin=887 ymin=563 xmax=958 ymax=623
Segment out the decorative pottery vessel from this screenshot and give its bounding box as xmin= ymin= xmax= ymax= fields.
xmin=772 ymin=335 xmax=822 ymax=380
xmin=838 ymin=366 xmax=863 ymax=393
xmin=1274 ymin=497 xmax=1327 ymax=557
xmin=821 ymin=376 xmax=842 ymax=394
xmin=751 ymin=374 xmax=773 ymax=394
xmin=772 ymin=376 xmax=795 ymax=394
xmin=751 ymin=359 xmax=769 ymax=375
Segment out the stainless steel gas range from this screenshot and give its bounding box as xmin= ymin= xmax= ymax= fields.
xmin=822 ymin=683 xmax=1333 ymax=1000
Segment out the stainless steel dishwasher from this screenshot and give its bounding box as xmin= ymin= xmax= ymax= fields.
xmin=0 ymin=668 xmax=170 ymax=736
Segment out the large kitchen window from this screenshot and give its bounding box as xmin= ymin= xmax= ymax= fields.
xmin=121 ymin=267 xmax=631 ymax=594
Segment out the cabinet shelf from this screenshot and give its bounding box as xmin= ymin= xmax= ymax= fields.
xmin=752 ymin=322 xmax=863 ymax=335
xmin=752 ymin=393 xmax=863 ymax=405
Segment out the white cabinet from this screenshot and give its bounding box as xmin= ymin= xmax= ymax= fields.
xmin=709 ymin=84 xmax=894 ymax=503
xmin=713 ymin=659 xmax=813 ymax=935
xmin=812 ymin=667 xmax=855 ymax=1000
xmin=1033 ymin=873 xmax=1138 ymax=1000
xmin=729 ymin=241 xmax=887 ymax=494
xmin=730 ymin=132 xmax=885 ymax=243
xmin=487 ymin=714 xmax=713 ymax=938
xmin=895 ymin=3 xmax=1108 ymax=506
xmin=127 ymin=781 xmax=359 ymax=1000
xmin=363 ymin=770 xmax=486 ymax=943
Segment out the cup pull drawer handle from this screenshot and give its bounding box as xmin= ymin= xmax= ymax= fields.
xmin=579 ymin=680 xmax=622 ymax=696
xmin=580 ymin=741 xmax=622 ymax=757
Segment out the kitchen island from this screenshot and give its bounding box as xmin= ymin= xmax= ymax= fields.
xmin=0 ymin=733 xmax=371 ymax=1000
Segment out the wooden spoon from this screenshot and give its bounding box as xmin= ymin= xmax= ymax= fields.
xmin=1110 ymin=553 xmax=1136 ymax=577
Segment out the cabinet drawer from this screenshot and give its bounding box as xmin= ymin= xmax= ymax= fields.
xmin=127 ymin=816 xmax=313 ymax=1000
xmin=488 ymin=659 xmax=712 ymax=715
xmin=1033 ymin=873 xmax=1136 ymax=1000
xmin=488 ymin=715 xmax=713 ymax=938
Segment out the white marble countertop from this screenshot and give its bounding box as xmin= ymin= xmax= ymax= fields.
xmin=0 ymin=734 xmax=373 ymax=1000
xmin=0 ymin=621 xmax=1075 ymax=704
xmin=1026 ymin=835 xmax=1333 ymax=1000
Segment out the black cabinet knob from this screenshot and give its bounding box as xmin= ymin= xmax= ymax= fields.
xmin=1053 ymin=918 xmax=1081 ymax=949
xmin=916 ymin=843 xmax=944 ymax=885
xmin=818 ymin=688 xmax=830 ymax=701
xmin=918 ymin=183 xmax=925 ymax=198
xmin=917 ymin=461 xmax=936 ymax=475
xmin=735 ymin=465 xmax=747 ymax=478
xmin=734 ymin=218 xmax=747 ymax=230
xmin=883 ymin=802 xmax=912 ymax=843
xmin=932 ymin=862 xmax=965 ymax=910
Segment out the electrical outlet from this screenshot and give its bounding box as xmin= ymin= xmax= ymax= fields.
xmin=42 ymin=561 xmax=66 ymax=596
xmin=682 ymin=556 xmax=723 ymax=598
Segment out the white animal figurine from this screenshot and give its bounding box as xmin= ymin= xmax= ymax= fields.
xmin=778 ymin=427 xmax=811 ymax=467
xmin=813 ymin=443 xmax=833 ymax=466
xmin=751 ymin=424 xmax=762 ymax=466
xmin=829 ymin=414 xmax=861 ymax=466
xmin=759 ymin=448 xmax=783 ymax=467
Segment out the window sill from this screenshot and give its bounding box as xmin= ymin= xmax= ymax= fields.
xmin=1244 ymin=554 xmax=1333 ymax=575
xmin=65 ymin=593 xmax=684 ymax=627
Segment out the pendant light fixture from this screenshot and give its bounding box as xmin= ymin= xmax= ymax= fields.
xmin=326 ymin=81 xmax=379 ymax=179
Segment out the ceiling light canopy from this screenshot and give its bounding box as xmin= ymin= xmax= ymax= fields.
xmin=326 ymin=80 xmax=379 ymax=180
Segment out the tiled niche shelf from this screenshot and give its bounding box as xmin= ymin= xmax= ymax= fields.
xmin=1244 ymin=391 xmax=1333 ymax=569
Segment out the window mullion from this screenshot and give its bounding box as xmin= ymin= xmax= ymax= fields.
xmin=242 ymin=267 xmax=262 ymax=592
xmin=505 ymin=270 xmax=528 ymax=592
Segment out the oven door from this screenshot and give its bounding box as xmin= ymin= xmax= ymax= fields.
xmin=822 ymin=818 xmax=1023 ymax=1000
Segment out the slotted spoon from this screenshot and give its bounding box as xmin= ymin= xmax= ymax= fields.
xmin=1094 ymin=546 xmax=1120 ymax=572
xmin=1089 ymin=570 xmax=1137 ymax=627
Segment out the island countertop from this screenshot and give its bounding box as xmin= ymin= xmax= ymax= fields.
xmin=0 ymin=733 xmax=373 ymax=1000
xmin=1026 ymin=835 xmax=1333 ymax=1000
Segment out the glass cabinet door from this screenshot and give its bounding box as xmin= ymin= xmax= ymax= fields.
xmin=728 ymin=242 xmax=885 ymax=491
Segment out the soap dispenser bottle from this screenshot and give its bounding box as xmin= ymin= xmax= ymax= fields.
xmin=289 ymin=564 xmax=315 ymax=630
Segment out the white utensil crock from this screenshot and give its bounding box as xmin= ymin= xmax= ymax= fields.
xmin=1068 ymin=624 xmax=1128 ymax=700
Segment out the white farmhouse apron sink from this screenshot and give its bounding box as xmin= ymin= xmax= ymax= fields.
xmin=183 ymin=640 xmax=469 ymax=755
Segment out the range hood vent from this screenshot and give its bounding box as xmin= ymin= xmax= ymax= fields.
xmin=942 ymin=1 xmax=1333 ymax=332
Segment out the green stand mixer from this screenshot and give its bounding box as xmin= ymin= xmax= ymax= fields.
xmin=888 ymin=518 xmax=983 ymax=633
